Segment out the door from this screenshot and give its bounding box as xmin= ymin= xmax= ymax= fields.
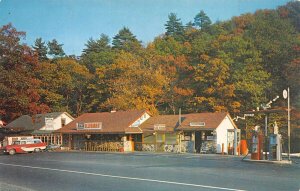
xmin=227 ymin=131 xmax=234 ymax=155
xmin=195 ymin=131 xmax=201 ymax=153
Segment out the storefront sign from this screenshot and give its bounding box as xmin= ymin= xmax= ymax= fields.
xmin=154 ymin=124 xmax=166 ymax=131
xmin=77 ymin=122 xmax=102 ymax=130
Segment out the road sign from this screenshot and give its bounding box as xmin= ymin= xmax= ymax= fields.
xmin=283 ymin=89 xmax=288 ymax=99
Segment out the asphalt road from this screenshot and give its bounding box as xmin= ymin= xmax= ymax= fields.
xmin=0 ymin=152 xmax=299 ymax=191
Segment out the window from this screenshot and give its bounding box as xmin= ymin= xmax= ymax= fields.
xmin=13 ymin=141 xmax=20 ymax=145
xmin=143 ymin=134 xmax=155 ymax=143
xmin=61 ymin=118 xmax=66 ymax=127
xmin=165 ymin=133 xmax=177 ymax=144
xmin=34 ymin=140 xmax=41 ymax=143
xmin=156 ymin=133 xmax=164 ymax=143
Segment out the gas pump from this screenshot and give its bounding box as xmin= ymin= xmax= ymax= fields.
xmin=268 ymin=122 xmax=282 ymax=161
xmin=251 ymin=126 xmax=264 ymax=160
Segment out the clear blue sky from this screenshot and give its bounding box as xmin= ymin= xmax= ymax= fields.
xmin=0 ymin=0 xmax=291 ymax=56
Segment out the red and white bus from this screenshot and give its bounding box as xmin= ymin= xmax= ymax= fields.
xmin=1 ymin=138 xmax=47 ymax=155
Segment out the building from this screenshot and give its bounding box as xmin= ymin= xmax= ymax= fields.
xmin=56 ymin=110 xmax=151 ymax=151
xmin=139 ymin=112 xmax=239 ymax=154
xmin=58 ymin=110 xmax=239 ymax=154
xmin=4 ymin=112 xmax=74 ymax=145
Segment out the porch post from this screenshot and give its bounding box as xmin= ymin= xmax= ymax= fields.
xmin=192 ymin=131 xmax=195 ymax=153
xmin=68 ymin=134 xmax=71 ymax=149
xmin=234 ymin=129 xmax=237 ymax=155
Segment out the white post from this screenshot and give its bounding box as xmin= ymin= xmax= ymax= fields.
xmin=288 ymin=87 xmax=290 ymax=161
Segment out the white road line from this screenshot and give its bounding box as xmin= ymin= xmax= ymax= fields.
xmin=0 ymin=162 xmax=246 ymax=191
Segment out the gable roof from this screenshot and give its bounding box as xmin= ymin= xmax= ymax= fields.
xmin=5 ymin=115 xmax=34 ymax=130
xmin=139 ymin=115 xmax=180 ymax=132
xmin=178 ymin=112 xmax=229 ymax=130
xmin=5 ymin=112 xmax=74 ymax=130
xmin=140 ymin=112 xmax=232 ymax=132
xmin=56 ymin=110 xmax=149 ymax=134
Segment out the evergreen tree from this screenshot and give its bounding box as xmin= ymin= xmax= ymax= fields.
xmin=47 ymin=39 xmax=65 ymax=58
xmin=82 ymin=34 xmax=111 ymax=55
xmin=112 ymin=27 xmax=141 ymax=52
xmin=164 ymin=13 xmax=184 ymax=41
xmin=193 ymin=10 xmax=212 ymax=29
xmin=32 ymin=38 xmax=48 ymax=61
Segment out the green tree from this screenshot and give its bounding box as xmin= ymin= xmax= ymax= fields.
xmin=193 ymin=10 xmax=212 ymax=30
xmin=48 ymin=39 xmax=65 ymax=58
xmin=81 ymin=34 xmax=115 ymax=73
xmin=32 ymin=37 xmax=48 ymax=61
xmin=245 ymin=10 xmax=297 ymax=93
xmin=112 ymin=27 xmax=142 ymax=52
xmin=82 ymin=34 xmax=111 ymax=55
xmin=164 ymin=13 xmax=185 ymax=41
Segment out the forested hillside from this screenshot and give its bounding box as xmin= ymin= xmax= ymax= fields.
xmin=0 ymin=2 xmax=299 ymax=122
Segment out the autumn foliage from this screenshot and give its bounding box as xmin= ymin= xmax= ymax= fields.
xmin=0 ymin=2 xmax=299 ymax=123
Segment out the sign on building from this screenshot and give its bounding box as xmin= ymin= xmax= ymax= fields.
xmin=45 ymin=118 xmax=54 ymax=130
xmin=77 ymin=122 xmax=102 ymax=130
xmin=154 ymin=124 xmax=166 ymax=131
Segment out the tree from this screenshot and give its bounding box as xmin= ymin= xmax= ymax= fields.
xmin=47 ymin=39 xmax=65 ymax=58
xmin=112 ymin=27 xmax=141 ymax=52
xmin=32 ymin=37 xmax=48 ymax=61
xmin=82 ymin=34 xmax=111 ymax=55
xmin=0 ymin=24 xmax=50 ymax=121
xmin=164 ymin=13 xmax=185 ymax=41
xmin=81 ymin=34 xmax=115 ymax=73
xmin=193 ymin=10 xmax=212 ymax=30
xmin=97 ymin=51 xmax=167 ymax=114
xmin=37 ymin=58 xmax=91 ymax=116
xmin=245 ymin=10 xmax=297 ymax=94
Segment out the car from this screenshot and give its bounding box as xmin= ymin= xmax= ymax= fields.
xmin=0 ymin=138 xmax=47 ymax=155
xmin=46 ymin=144 xmax=61 ymax=151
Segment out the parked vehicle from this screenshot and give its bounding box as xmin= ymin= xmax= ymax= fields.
xmin=46 ymin=144 xmax=61 ymax=151
xmin=0 ymin=138 xmax=47 ymax=155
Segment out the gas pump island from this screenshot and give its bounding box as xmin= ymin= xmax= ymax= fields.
xmin=246 ymin=108 xmax=285 ymax=162
xmin=251 ymin=123 xmax=282 ymax=161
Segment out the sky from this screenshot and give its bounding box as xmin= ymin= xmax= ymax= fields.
xmin=0 ymin=0 xmax=292 ymax=56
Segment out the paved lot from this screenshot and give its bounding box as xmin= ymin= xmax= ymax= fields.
xmin=0 ymin=152 xmax=299 ymax=191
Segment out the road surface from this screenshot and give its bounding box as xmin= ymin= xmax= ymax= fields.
xmin=0 ymin=152 xmax=299 ymax=191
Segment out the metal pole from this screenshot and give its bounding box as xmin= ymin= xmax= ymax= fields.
xmin=265 ymin=114 xmax=268 ymax=160
xmin=288 ymin=87 xmax=290 ymax=161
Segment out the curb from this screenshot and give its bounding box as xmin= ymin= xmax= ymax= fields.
xmin=242 ymin=159 xmax=292 ymax=164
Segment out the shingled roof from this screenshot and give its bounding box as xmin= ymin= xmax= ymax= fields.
xmin=139 ymin=115 xmax=180 ymax=132
xmin=178 ymin=112 xmax=230 ymax=130
xmin=5 ymin=115 xmax=34 ymax=130
xmin=57 ymin=110 xmax=149 ymax=134
xmin=5 ymin=112 xmax=74 ymax=131
xmin=140 ymin=112 xmax=233 ymax=132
